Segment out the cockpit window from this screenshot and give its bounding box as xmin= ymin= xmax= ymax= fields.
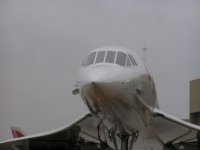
xmin=126 ymin=56 xmax=132 ymax=66
xmin=128 ymin=55 xmax=137 ymax=66
xmin=82 ymin=55 xmax=88 ymax=66
xmin=116 ymin=52 xmax=127 ymax=66
xmin=95 ymin=51 xmax=106 ymax=64
xmin=82 ymin=50 xmax=138 ymax=67
xmin=82 ymin=52 xmax=96 ymax=66
xmin=105 ymin=51 xmax=116 ymax=63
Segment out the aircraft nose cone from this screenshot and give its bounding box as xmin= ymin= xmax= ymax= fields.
xmin=81 ymin=67 xmax=119 ymax=85
xmin=87 ymin=70 xmax=109 ymax=83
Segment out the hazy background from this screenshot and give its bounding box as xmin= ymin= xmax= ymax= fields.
xmin=0 ymin=0 xmax=200 ymax=141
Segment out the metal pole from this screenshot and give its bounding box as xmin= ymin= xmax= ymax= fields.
xmin=119 ymin=135 xmax=129 ymax=150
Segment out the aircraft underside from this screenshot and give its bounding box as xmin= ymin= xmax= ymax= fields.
xmin=27 ymin=141 xmax=200 ymax=150
xmin=80 ymin=80 xmax=164 ymax=150
xmin=4 ymin=133 xmax=199 ymax=150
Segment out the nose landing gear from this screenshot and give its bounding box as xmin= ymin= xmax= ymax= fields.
xmin=112 ymin=131 xmax=139 ymax=150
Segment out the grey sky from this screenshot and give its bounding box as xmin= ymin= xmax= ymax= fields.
xmin=0 ymin=0 xmax=200 ymax=141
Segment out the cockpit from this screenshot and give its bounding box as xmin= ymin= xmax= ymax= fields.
xmin=82 ymin=51 xmax=137 ymax=67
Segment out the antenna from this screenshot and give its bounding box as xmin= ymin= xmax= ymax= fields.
xmin=142 ymin=46 xmax=148 ymax=63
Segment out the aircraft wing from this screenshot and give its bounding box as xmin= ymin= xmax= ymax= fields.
xmin=0 ymin=113 xmax=102 ymax=150
xmin=152 ymin=108 xmax=200 ymax=144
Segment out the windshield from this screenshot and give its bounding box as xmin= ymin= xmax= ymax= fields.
xmin=82 ymin=51 xmax=137 ymax=67
xmin=128 ymin=55 xmax=137 ymax=66
xmin=116 ymin=51 xmax=127 ymax=66
xmin=105 ymin=51 xmax=116 ymax=63
xmin=82 ymin=52 xmax=96 ymax=66
xmin=95 ymin=51 xmax=106 ymax=64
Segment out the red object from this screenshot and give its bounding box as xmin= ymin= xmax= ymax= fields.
xmin=11 ymin=127 xmax=25 ymax=138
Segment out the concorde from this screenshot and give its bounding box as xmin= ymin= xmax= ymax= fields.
xmin=0 ymin=46 xmax=200 ymax=150
xmin=75 ymin=46 xmax=200 ymax=150
xmin=76 ymin=46 xmax=162 ymax=149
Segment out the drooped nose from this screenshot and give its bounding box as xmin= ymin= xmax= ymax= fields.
xmin=79 ymin=66 xmax=121 ymax=86
xmin=85 ymin=69 xmax=108 ymax=84
xmin=78 ymin=66 xmax=123 ymax=104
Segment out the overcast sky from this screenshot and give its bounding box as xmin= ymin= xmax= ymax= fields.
xmin=0 ymin=0 xmax=200 ymax=141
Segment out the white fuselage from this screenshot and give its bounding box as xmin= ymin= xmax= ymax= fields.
xmin=77 ymin=47 xmax=163 ymax=150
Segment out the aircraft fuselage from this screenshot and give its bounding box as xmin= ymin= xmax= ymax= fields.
xmin=77 ymin=47 xmax=163 ymax=149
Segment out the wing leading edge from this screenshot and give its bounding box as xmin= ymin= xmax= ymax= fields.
xmin=152 ymin=108 xmax=200 ymax=145
xmin=0 ymin=113 xmax=103 ymax=150
xmin=153 ymin=108 xmax=200 ymax=131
